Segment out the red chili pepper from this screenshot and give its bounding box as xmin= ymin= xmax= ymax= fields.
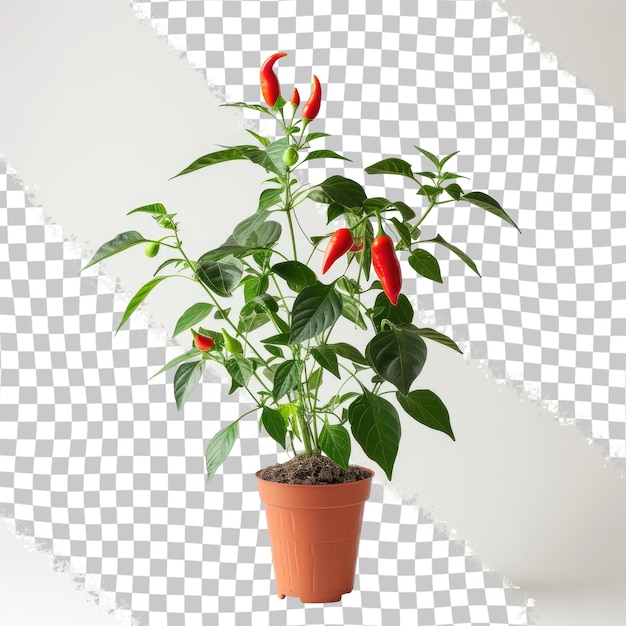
xmin=349 ymin=241 xmax=364 ymax=252
xmin=302 ymin=75 xmax=322 ymax=120
xmin=260 ymin=52 xmax=287 ymax=107
xmin=194 ymin=334 xmax=215 ymax=352
xmin=290 ymin=87 xmax=300 ymax=106
xmin=322 ymin=228 xmax=354 ymax=274
xmin=371 ymin=235 xmax=402 ymax=305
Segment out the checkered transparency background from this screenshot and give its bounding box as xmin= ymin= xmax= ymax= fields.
xmin=1 ymin=0 xmax=624 ymax=622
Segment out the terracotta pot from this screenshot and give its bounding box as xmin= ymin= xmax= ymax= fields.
xmin=256 ymin=468 xmax=374 ymax=603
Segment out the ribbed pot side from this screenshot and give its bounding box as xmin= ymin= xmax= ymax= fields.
xmin=256 ymin=468 xmax=374 ymax=603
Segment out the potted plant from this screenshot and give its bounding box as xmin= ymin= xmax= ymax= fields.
xmin=82 ymin=52 xmax=519 ymax=603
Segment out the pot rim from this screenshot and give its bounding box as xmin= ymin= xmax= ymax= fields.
xmin=255 ymin=465 xmax=375 ymax=487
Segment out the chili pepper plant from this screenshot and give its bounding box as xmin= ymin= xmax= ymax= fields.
xmin=83 ymin=52 xmax=519 ymax=481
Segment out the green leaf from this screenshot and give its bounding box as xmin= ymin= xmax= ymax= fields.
xmin=326 ymin=202 xmax=347 ymax=223
xmin=461 ymin=191 xmax=521 ymax=232
xmin=364 ymin=157 xmax=417 ymax=181
xmin=205 ymin=421 xmax=239 ymax=481
xmin=272 ymin=360 xmax=300 ymax=402
xmin=307 ymin=188 xmax=332 ymax=204
xmin=258 ymin=187 xmax=283 ymax=212
xmin=319 ymin=423 xmax=351 ymax=469
xmin=407 ymin=326 xmax=463 ymax=354
xmin=397 ymin=390 xmax=455 ymax=440
xmin=414 ymin=171 xmax=437 ymax=180
xmin=82 ymin=231 xmax=147 ymax=271
xmin=440 ymin=171 xmax=468 ymax=182
xmin=149 ymin=347 xmax=201 ymax=380
xmin=311 ymin=346 xmax=340 ymax=378
xmin=126 ymin=202 xmax=167 ymax=217
xmin=225 ymin=355 xmax=254 ymax=392
xmin=348 ymin=391 xmax=401 ymax=480
xmin=305 ymin=132 xmax=331 ymax=143
xmin=246 ymin=129 xmax=270 ymax=147
xmin=238 ymin=311 xmax=270 ymax=333
xmin=172 ymin=302 xmax=214 ymax=337
xmin=302 ymin=149 xmax=350 ymax=163
xmin=389 ymin=201 xmax=416 ymax=221
xmin=439 ymin=150 xmax=459 ymax=169
xmin=366 ymin=325 xmax=428 ymax=395
xmin=247 ymin=221 xmax=282 ymax=248
xmin=264 ymin=137 xmax=289 ymax=174
xmin=172 ymin=148 xmax=247 ymax=178
xmin=414 ymin=146 xmax=440 ymax=168
xmin=371 ymin=292 xmax=414 ymax=332
xmin=242 ymin=275 xmax=269 ymax=301
xmin=261 ymin=333 xmax=291 ymax=346
xmin=238 ymin=145 xmax=284 ymax=176
xmin=422 ymin=234 xmax=481 ymax=277
xmin=327 ymin=342 xmax=368 ymax=366
xmin=264 ymin=344 xmax=284 ymax=358
xmin=289 ymin=283 xmax=342 ymax=344
xmin=418 ymin=184 xmax=444 ymax=198
xmin=444 ymin=183 xmax=463 ymax=200
xmin=116 ymin=275 xmax=171 ymax=333
xmin=409 ymin=249 xmax=443 ymax=283
xmin=271 ymin=261 xmax=317 ymax=288
xmin=174 ymin=360 xmax=205 ymax=410
xmin=261 ymin=406 xmax=288 ymax=448
xmin=340 ymin=294 xmax=367 ymax=330
xmin=221 ymin=101 xmax=270 ymax=114
xmin=232 ymin=212 xmax=270 ymax=245
xmin=153 ymin=258 xmax=186 ymax=276
xmin=391 ymin=217 xmax=412 ymax=248
xmin=308 ymin=367 xmax=323 ymax=391
xmin=320 ymin=175 xmax=367 ymax=209
xmin=197 ymin=257 xmax=244 ymax=297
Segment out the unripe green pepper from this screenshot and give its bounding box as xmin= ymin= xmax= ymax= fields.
xmin=144 ymin=242 xmax=160 ymax=257
xmin=283 ymin=146 xmax=298 ymax=166
xmin=222 ymin=328 xmax=243 ymax=354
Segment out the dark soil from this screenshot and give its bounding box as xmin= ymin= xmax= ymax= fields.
xmin=257 ymin=454 xmax=372 ymax=485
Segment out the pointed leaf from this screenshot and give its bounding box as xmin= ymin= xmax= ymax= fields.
xmin=461 ymin=191 xmax=521 ymax=232
xmin=289 ymin=283 xmax=342 ymax=344
xmin=271 ymin=261 xmax=317 ymax=288
xmin=173 ymin=302 xmax=214 ymax=337
xmin=348 ymin=391 xmax=401 ymax=480
xmin=246 ymin=129 xmax=270 ymax=147
xmin=327 ymin=342 xmax=368 ymax=366
xmin=319 ymin=423 xmax=351 ymax=469
xmin=364 ymin=157 xmax=417 ymax=181
xmin=264 ymin=137 xmax=289 ymax=174
xmin=149 ymin=348 xmax=201 ymax=380
xmin=371 ymin=292 xmax=414 ymax=332
xmin=307 ymin=188 xmax=332 ymax=204
xmin=205 ymin=421 xmax=239 ymax=481
xmin=311 ymin=346 xmax=340 ymax=378
xmin=340 ymin=294 xmax=367 ymax=329
xmin=272 ymin=360 xmax=300 ymax=402
xmin=261 ymin=406 xmax=288 ymax=448
xmin=366 ymin=326 xmax=427 ymax=395
xmin=414 ymin=146 xmax=440 ymax=168
xmin=439 ymin=150 xmax=459 ymax=169
xmin=174 ymin=360 xmax=205 ymax=410
xmin=422 ymin=234 xmax=481 ymax=277
xmin=82 ymin=231 xmax=147 ymax=271
xmin=225 ymin=355 xmax=254 ymax=392
xmin=126 ymin=202 xmax=167 ymax=216
xmin=320 ymin=175 xmax=367 ymax=209
xmin=258 ymin=187 xmax=283 ymax=212
xmin=397 ymin=390 xmax=455 ymax=440
xmin=116 ymin=275 xmax=171 ymax=333
xmin=444 ymin=183 xmax=463 ymax=200
xmin=406 ymin=326 xmax=463 ymax=354
xmin=197 ymin=257 xmax=244 ymax=297
xmin=305 ymin=132 xmax=331 ymax=142
xmin=172 ymin=148 xmax=247 ymax=178
xmin=302 ymin=149 xmax=350 ymax=163
xmin=409 ymin=249 xmax=443 ymax=283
